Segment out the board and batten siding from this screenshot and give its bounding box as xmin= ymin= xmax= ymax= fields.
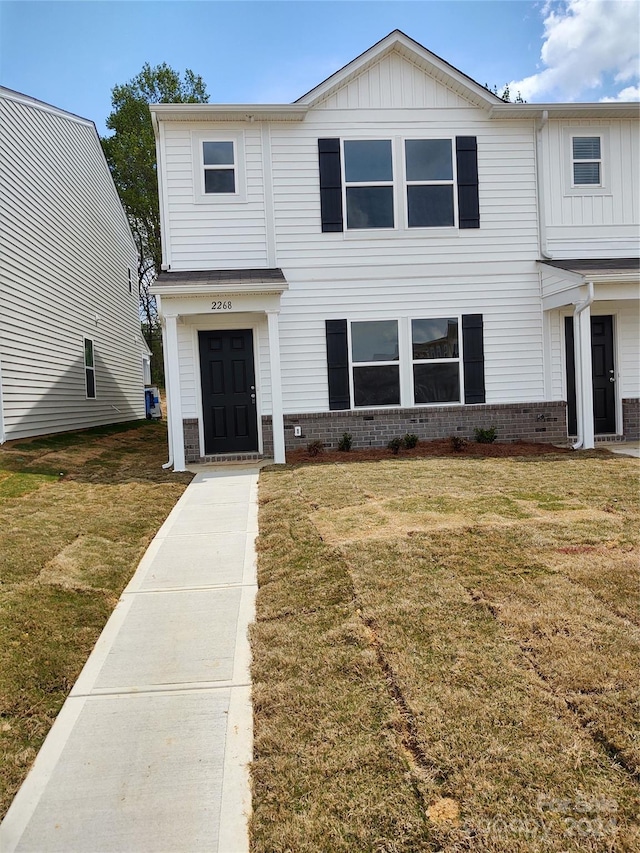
xmin=162 ymin=124 xmax=269 ymax=270
xmin=312 ymin=49 xmax=475 ymax=111
xmin=0 ymin=91 xmax=144 ymax=441
xmin=542 ymin=119 xmax=640 ymax=258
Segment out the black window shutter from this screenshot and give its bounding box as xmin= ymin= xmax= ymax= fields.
xmin=325 ymin=319 xmax=350 ymax=410
xmin=318 ymin=139 xmax=343 ymax=233
xmin=456 ymin=137 xmax=480 ymax=229
xmin=462 ymin=314 xmax=485 ymax=403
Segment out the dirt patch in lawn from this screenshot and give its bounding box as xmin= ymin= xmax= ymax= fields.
xmin=251 ymin=453 xmax=640 ymax=852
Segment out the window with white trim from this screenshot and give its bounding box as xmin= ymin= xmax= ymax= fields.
xmin=192 ymin=131 xmax=246 ymax=204
xmin=344 ymin=140 xmax=395 ymax=229
xmin=84 ymin=338 xmax=96 ymax=399
xmin=203 ymin=140 xmax=236 ymax=194
xmin=342 ymin=138 xmax=458 ymax=230
xmin=405 ymin=140 xmax=455 ymax=228
xmin=572 ymin=136 xmax=602 ymax=186
xmin=350 ymin=320 xmax=400 ymax=406
xmin=412 ymin=318 xmax=460 ymax=404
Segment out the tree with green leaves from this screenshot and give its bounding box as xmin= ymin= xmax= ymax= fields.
xmin=101 ymin=64 xmax=209 ymax=343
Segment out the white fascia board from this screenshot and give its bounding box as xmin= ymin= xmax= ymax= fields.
xmin=151 ymin=282 xmax=288 ymax=298
xmin=490 ymin=102 xmax=640 ymax=120
xmin=149 ymin=104 xmax=308 ymax=123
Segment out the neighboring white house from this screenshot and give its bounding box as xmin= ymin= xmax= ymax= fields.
xmin=0 ymin=88 xmax=147 ymax=443
xmin=150 ymin=30 xmax=639 ymax=470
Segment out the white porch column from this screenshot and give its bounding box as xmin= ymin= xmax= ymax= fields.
xmin=579 ymin=304 xmax=595 ymax=449
xmin=266 ymin=310 xmax=285 ymax=464
xmin=164 ymin=314 xmax=186 ymax=471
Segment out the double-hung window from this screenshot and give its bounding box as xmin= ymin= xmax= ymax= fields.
xmin=84 ymin=337 xmax=96 ymax=399
xmin=412 ymin=318 xmax=460 ymax=403
xmin=344 ymin=140 xmax=394 ymax=229
xmin=572 ymin=136 xmax=602 ymax=186
xmin=405 ymin=140 xmax=455 ymax=228
xmin=203 ymin=141 xmax=236 ymax=194
xmin=351 ymin=320 xmax=400 ymax=406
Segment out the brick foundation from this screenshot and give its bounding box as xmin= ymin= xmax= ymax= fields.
xmin=183 ymin=418 xmax=200 ymax=463
xmin=622 ymin=398 xmax=640 ymax=440
xmin=261 ymin=401 xmax=568 ymax=457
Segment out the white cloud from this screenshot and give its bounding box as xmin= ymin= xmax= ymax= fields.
xmin=601 ymin=84 xmax=640 ymax=100
xmin=509 ymin=0 xmax=640 ymax=101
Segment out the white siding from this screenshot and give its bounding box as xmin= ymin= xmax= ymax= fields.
xmin=542 ymin=119 xmax=640 ymax=258
xmin=314 ymin=51 xmax=474 ymax=110
xmin=0 ymin=93 xmax=144 ymax=440
xmin=277 ymin=265 xmax=544 ymax=414
xmin=270 ymin=112 xmax=538 ymax=269
xmin=163 ymin=124 xmax=268 ymax=270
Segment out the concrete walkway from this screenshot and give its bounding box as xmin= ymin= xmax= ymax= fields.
xmin=0 ymin=467 xmax=259 ymax=853
xmin=607 ymin=440 xmax=640 ymax=458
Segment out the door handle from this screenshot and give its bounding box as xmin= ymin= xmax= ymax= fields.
xmin=609 ymin=377 xmax=616 ymax=383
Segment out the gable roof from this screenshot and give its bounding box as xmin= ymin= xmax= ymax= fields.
xmin=295 ymin=30 xmax=504 ymax=110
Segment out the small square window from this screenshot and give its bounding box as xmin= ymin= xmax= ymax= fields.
xmin=407 ymin=185 xmax=454 ymax=228
xmin=203 ymin=140 xmax=236 ymax=194
xmin=572 ymin=136 xmax=602 ymax=186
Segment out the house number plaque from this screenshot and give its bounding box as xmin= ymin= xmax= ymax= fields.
xmin=211 ymin=301 xmax=232 ymax=310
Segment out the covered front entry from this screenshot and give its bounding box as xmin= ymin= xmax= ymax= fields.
xmin=153 ymin=268 xmax=289 ymax=471
xmin=565 ymin=315 xmax=616 ymax=435
xmin=199 ymin=329 xmax=258 ymax=454
xmin=540 ymin=258 xmax=639 ymax=448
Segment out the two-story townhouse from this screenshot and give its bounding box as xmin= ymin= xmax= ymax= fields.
xmin=150 ymin=30 xmax=639 ymax=470
xmin=0 ymin=88 xmax=147 ymax=443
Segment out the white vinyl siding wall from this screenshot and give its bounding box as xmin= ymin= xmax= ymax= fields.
xmin=163 ymin=124 xmax=268 ymax=270
xmin=0 ymin=93 xmax=144 ymax=440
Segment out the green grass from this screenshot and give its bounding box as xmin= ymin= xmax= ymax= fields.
xmin=251 ymin=453 xmax=640 ymax=852
xmin=0 ymin=421 xmax=192 ymax=818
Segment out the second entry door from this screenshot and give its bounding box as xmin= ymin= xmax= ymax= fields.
xmin=199 ymin=329 xmax=258 ymax=454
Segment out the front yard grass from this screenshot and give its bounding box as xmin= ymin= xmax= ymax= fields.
xmin=251 ymin=451 xmax=640 ymax=852
xmin=0 ymin=421 xmax=192 ymax=818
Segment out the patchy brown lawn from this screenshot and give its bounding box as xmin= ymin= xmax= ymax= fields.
xmin=251 ymin=449 xmax=640 ymax=852
xmin=0 ymin=421 xmax=192 ymax=818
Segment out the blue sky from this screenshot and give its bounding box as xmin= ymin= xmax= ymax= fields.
xmin=1 ymin=1 xmax=638 ymax=135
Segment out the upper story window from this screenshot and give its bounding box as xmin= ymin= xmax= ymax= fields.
xmin=203 ymin=141 xmax=236 ymax=193
xmin=344 ymin=140 xmax=394 ymax=229
xmin=572 ymin=136 xmax=601 ymax=186
xmin=319 ymin=136 xmax=479 ymax=233
xmin=192 ymin=131 xmax=246 ymax=204
xmin=405 ymin=140 xmax=455 ymax=228
xmin=563 ymin=127 xmax=608 ymax=196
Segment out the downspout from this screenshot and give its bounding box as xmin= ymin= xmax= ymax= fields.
xmin=572 ymin=281 xmax=594 ymax=450
xmin=535 ymin=110 xmax=552 ymax=260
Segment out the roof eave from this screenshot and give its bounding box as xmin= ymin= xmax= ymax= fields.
xmin=149 ymin=104 xmax=308 ymax=123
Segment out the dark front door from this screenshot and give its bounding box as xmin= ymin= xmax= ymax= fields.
xmin=199 ymin=329 xmax=258 ymax=454
xmin=591 ymin=315 xmax=616 ymax=434
xmin=565 ymin=315 xmax=616 ymax=436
